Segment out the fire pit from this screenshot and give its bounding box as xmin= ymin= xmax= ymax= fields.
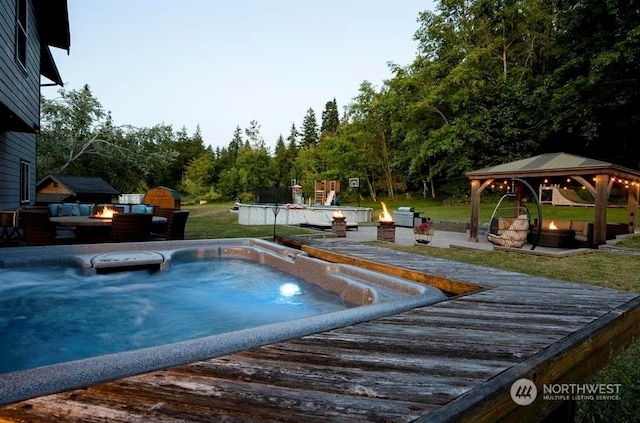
xmin=331 ymin=210 xmax=347 ymax=237
xmin=536 ymin=229 xmax=576 ymax=248
xmin=530 ymin=221 xmax=576 ymax=248
xmin=376 ymin=202 xmax=396 ymax=242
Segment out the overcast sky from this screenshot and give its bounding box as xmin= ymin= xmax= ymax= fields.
xmin=45 ymin=0 xmax=436 ymax=150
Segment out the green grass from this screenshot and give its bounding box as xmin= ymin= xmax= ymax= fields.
xmin=617 ymin=236 xmax=640 ymax=249
xmin=183 ymin=201 xmax=639 ymax=422
xmin=354 ymin=196 xmax=630 ymax=223
xmin=184 ymin=203 xmax=317 ymax=240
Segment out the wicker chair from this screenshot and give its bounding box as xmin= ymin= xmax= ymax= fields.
xmin=166 ymin=210 xmax=189 ymax=240
xmin=151 ymin=210 xmax=189 ymax=241
xmin=150 ymin=207 xmax=174 ymax=236
xmin=487 ymin=214 xmax=530 ymax=248
xmin=153 ymin=207 xmax=176 ymax=220
xmin=20 ymin=209 xmax=75 ymax=246
xmin=108 ymin=213 xmax=153 ymax=243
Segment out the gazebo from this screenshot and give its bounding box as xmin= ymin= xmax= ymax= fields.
xmin=466 ymin=152 xmax=640 ymax=246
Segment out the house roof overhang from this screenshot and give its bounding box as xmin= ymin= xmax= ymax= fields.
xmin=40 ymin=46 xmax=63 ymax=87
xmin=466 ymin=152 xmax=640 ymax=184
xmin=34 ymin=0 xmax=70 ymax=86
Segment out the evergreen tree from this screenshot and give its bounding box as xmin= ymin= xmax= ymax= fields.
xmin=321 ymin=98 xmax=340 ymax=137
xmin=274 ymin=134 xmax=289 ymax=187
xmin=245 ymin=120 xmax=265 ymax=150
xmin=228 ymin=126 xmax=243 ymax=163
xmin=300 ymin=108 xmax=319 ymax=147
xmin=286 ymin=123 xmax=299 ymax=156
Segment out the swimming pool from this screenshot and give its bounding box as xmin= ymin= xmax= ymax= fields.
xmin=0 ymin=239 xmax=446 ymax=405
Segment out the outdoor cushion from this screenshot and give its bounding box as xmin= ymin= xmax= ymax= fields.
xmin=488 ymin=215 xmax=529 ymax=248
xmin=79 ymin=204 xmax=92 ymax=216
xmin=57 ymin=205 xmax=74 ymax=217
xmin=131 ymin=204 xmax=154 ymax=214
xmin=550 ymin=220 xmax=571 ymax=230
xmin=62 ymin=203 xmax=81 ymax=216
xmin=48 ymin=203 xmax=62 ymax=216
xmin=570 ymin=220 xmax=590 ymax=237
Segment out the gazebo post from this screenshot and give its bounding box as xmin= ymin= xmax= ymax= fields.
xmin=469 ymin=180 xmax=480 ymax=242
xmin=629 ymin=184 xmax=639 ymax=233
xmin=594 ymin=174 xmax=609 ymax=245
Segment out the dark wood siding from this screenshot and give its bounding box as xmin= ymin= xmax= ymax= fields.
xmin=0 ymin=131 xmax=35 ymax=209
xmin=0 ymin=0 xmax=41 ymax=130
xmin=0 ymin=0 xmax=40 ymax=209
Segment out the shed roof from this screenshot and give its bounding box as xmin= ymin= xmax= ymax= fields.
xmin=37 ymin=174 xmax=120 ymax=196
xmin=147 ymin=186 xmax=181 ymax=199
xmin=466 ymin=152 xmax=640 ymax=182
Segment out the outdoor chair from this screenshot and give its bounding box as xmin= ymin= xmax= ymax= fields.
xmin=153 ymin=207 xmax=176 ymax=219
xmin=150 ymin=207 xmax=174 ymax=235
xmin=20 ymin=209 xmax=75 ymax=246
xmin=151 ymin=210 xmax=189 ymax=241
xmin=166 ymin=210 xmax=189 ymax=240
xmin=108 ymin=213 xmax=153 ymax=243
xmin=487 ymin=214 xmax=529 ymax=248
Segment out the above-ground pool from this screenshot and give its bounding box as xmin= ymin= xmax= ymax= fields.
xmin=0 ymin=239 xmax=446 ymax=405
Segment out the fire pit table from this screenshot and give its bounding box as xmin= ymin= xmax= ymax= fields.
xmin=532 ymin=228 xmax=576 ymax=248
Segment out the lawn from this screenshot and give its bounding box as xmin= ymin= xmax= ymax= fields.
xmin=183 ymin=200 xmax=639 ymax=422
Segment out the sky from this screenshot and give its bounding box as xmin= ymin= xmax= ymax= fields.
xmin=45 ymin=0 xmax=436 ymax=151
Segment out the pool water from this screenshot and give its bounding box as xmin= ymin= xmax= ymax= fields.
xmin=0 ymin=259 xmax=352 ymax=374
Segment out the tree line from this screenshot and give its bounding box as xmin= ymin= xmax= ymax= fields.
xmin=38 ymin=0 xmax=640 ymax=202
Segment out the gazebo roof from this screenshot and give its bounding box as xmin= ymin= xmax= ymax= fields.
xmin=466 ymin=152 xmax=640 ymax=182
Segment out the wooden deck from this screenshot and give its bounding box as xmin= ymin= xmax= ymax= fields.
xmin=1 ymin=239 xmax=639 ymax=422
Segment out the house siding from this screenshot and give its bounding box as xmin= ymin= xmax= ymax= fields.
xmin=0 ymin=0 xmax=41 ymax=209
xmin=0 ymin=0 xmax=41 ymax=129
xmin=0 ymin=131 xmax=35 ymax=209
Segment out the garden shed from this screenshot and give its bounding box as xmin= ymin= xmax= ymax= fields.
xmin=143 ymin=186 xmax=181 ymax=209
xmin=36 ymin=174 xmax=120 ymax=205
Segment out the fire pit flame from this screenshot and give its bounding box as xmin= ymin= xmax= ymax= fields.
xmin=94 ymin=206 xmax=118 ymax=219
xmin=333 ymin=210 xmax=345 ymax=220
xmin=378 ymin=202 xmax=394 ymax=223
xmin=548 ymin=220 xmax=558 ymax=230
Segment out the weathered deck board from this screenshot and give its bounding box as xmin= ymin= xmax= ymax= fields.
xmin=1 ymin=239 xmax=638 ymax=422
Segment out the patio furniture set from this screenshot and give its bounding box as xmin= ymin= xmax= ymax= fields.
xmin=1 ymin=205 xmax=189 ymax=247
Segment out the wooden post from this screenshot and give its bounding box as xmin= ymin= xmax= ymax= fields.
xmin=594 ymin=174 xmax=609 ymax=245
xmin=469 ymin=179 xmax=480 ymax=242
xmin=629 ymin=183 xmax=639 ymax=233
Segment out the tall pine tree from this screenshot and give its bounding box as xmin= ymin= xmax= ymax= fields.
xmin=300 ymin=108 xmax=319 ymax=147
xmin=321 ymin=98 xmax=340 ymax=137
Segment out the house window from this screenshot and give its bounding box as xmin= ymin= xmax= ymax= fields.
xmin=16 ymin=0 xmax=28 ymax=69
xmin=20 ymin=160 xmax=30 ymax=204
